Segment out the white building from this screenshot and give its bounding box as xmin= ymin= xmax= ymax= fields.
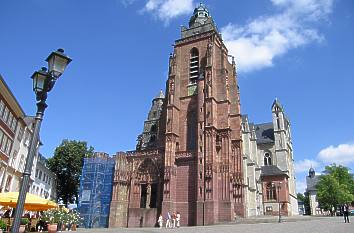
xmin=0 ymin=75 xmax=38 ymax=193
xmin=0 ymin=74 xmax=57 ymax=200
xmin=30 ymin=153 xmax=57 ymax=200
xmin=306 ymin=168 xmax=322 ymax=215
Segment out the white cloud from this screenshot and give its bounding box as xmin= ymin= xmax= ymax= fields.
xmin=221 ymin=0 xmax=333 ymax=73
xmin=317 ymin=143 xmax=354 ymax=166
xmin=296 ymin=180 xmax=307 ymax=194
xmin=142 ymin=0 xmax=195 ymax=23
xmin=294 ymin=159 xmax=320 ymax=173
xmin=121 ymin=0 xmax=137 ymax=6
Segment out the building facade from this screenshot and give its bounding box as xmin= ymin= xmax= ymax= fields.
xmin=30 ymin=153 xmax=57 ymax=200
xmin=242 ymin=99 xmax=298 ymax=217
xmin=0 ymin=74 xmax=57 ymax=200
xmin=0 ymin=75 xmax=38 ymax=193
xmin=104 ymin=4 xmax=301 ymax=227
xmin=109 ymin=4 xmax=244 ymax=227
xmin=306 ymin=168 xmax=322 ymax=215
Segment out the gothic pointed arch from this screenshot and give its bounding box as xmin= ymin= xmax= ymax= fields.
xmin=136 ymin=158 xmax=160 ymax=183
xmin=264 ymin=152 xmax=272 ymax=166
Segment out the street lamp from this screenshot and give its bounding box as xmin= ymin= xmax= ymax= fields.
xmin=277 ymin=181 xmax=282 ymax=223
xmin=11 ymin=49 xmax=71 ymax=233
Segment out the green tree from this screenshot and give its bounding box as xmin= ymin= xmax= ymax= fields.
xmin=303 ymin=191 xmax=311 ymax=215
xmin=297 ymin=193 xmax=305 ymax=202
xmin=297 ymin=192 xmax=311 ymax=215
xmin=48 ymin=139 xmax=94 ymax=204
xmin=317 ymin=164 xmax=354 ymax=214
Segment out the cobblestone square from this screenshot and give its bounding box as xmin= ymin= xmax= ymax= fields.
xmin=74 ymin=217 xmax=352 ymax=233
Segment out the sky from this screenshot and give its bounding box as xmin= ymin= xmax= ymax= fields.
xmin=0 ymin=0 xmax=353 ymax=194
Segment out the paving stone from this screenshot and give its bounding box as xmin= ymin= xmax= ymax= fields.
xmin=72 ymin=216 xmax=352 ymax=233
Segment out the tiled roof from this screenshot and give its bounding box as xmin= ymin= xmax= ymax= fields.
xmin=306 ymin=175 xmax=321 ymax=191
xmin=261 ymin=165 xmax=288 ymax=177
xmin=255 ymin=122 xmax=275 ymax=144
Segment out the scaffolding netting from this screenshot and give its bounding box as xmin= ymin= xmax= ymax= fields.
xmin=78 ymin=157 xmax=114 ymax=228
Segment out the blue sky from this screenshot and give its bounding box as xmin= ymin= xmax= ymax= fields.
xmin=0 ymin=0 xmax=353 ymax=193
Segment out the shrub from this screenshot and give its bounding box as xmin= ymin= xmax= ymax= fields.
xmin=0 ymin=219 xmax=7 ymax=230
xmin=20 ymin=218 xmax=29 ymax=225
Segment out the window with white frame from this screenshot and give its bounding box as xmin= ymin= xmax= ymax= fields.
xmin=11 ymin=118 xmax=17 ymax=132
xmin=0 ymin=134 xmax=6 ymax=152
xmin=5 ymin=138 xmax=12 ymax=155
xmin=5 ymin=176 xmax=12 ymax=192
xmin=17 ymin=126 xmax=24 ymax=141
xmin=0 ymin=100 xmax=4 ymax=116
xmin=0 ymin=130 xmax=3 ymax=149
xmin=19 ymin=154 xmax=25 ymax=172
xmin=2 ymin=107 xmax=9 ymax=122
xmin=11 ymin=150 xmax=18 ymax=167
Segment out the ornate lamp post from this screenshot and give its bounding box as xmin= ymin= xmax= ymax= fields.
xmin=277 ymin=181 xmax=282 ymax=223
xmin=11 ymin=49 xmax=71 ymax=233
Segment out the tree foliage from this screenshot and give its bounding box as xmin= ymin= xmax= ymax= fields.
xmin=303 ymin=191 xmax=311 ymax=215
xmin=48 ymin=140 xmax=94 ymax=204
xmin=297 ymin=192 xmax=311 ymax=215
xmin=297 ymin=193 xmax=305 ymax=202
xmin=317 ymin=164 xmax=354 ymax=212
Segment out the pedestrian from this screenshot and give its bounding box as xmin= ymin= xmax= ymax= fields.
xmin=158 ymin=214 xmax=163 ymax=228
xmin=176 ymin=211 xmax=181 ymax=228
xmin=3 ymin=209 xmax=10 ymax=218
xmin=165 ymin=211 xmax=171 ymax=228
xmin=343 ymin=203 xmax=350 ymax=223
xmin=172 ymin=212 xmax=176 ymax=228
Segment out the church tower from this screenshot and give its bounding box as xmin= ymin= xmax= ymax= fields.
xmin=271 ymin=98 xmax=298 ymax=215
xmin=161 ymin=3 xmax=244 ymax=225
xmin=136 ymin=91 xmax=165 ymax=150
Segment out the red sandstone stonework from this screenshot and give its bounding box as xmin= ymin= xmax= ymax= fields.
xmin=109 ymin=5 xmax=245 ymax=227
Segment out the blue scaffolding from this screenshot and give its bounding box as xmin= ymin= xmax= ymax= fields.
xmin=78 ymin=156 xmax=115 ymax=228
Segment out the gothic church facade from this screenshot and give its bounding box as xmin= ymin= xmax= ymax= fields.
xmin=108 ymin=4 xmax=297 ymax=227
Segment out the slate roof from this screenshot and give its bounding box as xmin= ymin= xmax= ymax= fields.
xmin=255 ymin=122 xmax=275 ymax=144
xmin=261 ymin=165 xmax=288 ymax=177
xmin=306 ymin=175 xmax=321 ymax=191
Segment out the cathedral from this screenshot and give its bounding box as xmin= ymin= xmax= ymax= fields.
xmin=106 ymin=4 xmax=298 ymax=228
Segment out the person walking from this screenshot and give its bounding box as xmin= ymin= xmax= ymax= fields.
xmin=172 ymin=212 xmax=176 ymax=228
xmin=176 ymin=212 xmax=181 ymax=228
xmin=158 ymin=214 xmax=163 ymax=228
xmin=343 ymin=203 xmax=350 ymax=223
xmin=165 ymin=211 xmax=171 ymax=228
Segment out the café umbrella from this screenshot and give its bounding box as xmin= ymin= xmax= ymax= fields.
xmin=0 ymin=192 xmax=57 ymax=211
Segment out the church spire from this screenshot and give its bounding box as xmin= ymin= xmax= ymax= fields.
xmin=181 ymin=3 xmax=217 ymax=39
xmin=272 ymin=97 xmax=284 ymax=112
xmin=189 ymin=3 xmax=210 ymax=27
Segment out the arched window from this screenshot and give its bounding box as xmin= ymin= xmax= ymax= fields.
xmin=264 ymin=152 xmax=272 ymax=166
xmin=266 ymin=182 xmax=276 ymax=200
xmin=150 ymin=135 xmax=156 ymax=143
xmin=150 ymin=124 xmax=157 ymax=132
xmin=189 ymin=48 xmax=199 ymax=84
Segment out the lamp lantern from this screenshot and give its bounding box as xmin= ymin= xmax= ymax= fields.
xmin=11 ymin=49 xmax=71 ymax=233
xmin=46 ymin=48 xmax=72 ymax=78
xmin=31 ymin=67 xmax=48 ymax=94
